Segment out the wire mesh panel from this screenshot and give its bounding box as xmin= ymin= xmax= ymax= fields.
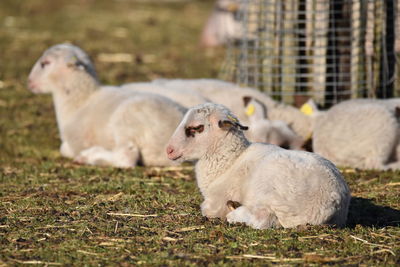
xmin=220 ymin=0 xmax=397 ymax=107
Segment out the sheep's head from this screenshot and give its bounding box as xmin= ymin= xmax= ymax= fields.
xmin=242 ymin=95 xmax=275 ymax=143
xmin=243 ymin=96 xmax=303 ymax=148
xmin=27 ymin=43 xmax=97 ymax=94
xmin=166 ymin=103 xmax=248 ymax=162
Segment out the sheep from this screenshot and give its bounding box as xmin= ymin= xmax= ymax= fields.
xmin=243 ymin=96 xmax=304 ymax=149
xmin=27 ymin=43 xmax=186 ymax=168
xmin=166 ymin=103 xmax=350 ymax=229
xmin=200 ymin=0 xmax=243 ymax=47
xmin=312 ymin=98 xmax=400 ymax=170
xmin=123 ymin=79 xmax=307 ymax=149
xmin=152 ymin=78 xmax=313 ymax=142
xmin=123 ymin=81 xmax=305 ymax=149
xmin=121 ymin=82 xmax=209 ymax=108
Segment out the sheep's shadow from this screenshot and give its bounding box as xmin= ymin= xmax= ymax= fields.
xmin=346 ymin=197 xmax=400 ymax=228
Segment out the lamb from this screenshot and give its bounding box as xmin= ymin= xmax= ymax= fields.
xmin=27 ymin=43 xmax=185 ymax=168
xmin=152 ymin=78 xmax=313 ymax=143
xmin=243 ymin=96 xmax=304 ymax=149
xmin=166 ymin=103 xmax=350 ymax=229
xmin=121 ymin=82 xmax=209 ymax=108
xmin=312 ymin=98 xmax=400 ymax=170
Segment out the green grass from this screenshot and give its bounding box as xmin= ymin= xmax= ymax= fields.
xmin=0 ymin=0 xmax=399 ymax=265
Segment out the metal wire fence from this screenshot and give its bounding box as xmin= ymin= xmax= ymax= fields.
xmin=220 ymin=0 xmax=398 ymax=107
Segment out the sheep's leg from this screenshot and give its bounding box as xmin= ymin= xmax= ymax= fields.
xmin=74 ymin=143 xmax=140 ymax=168
xmin=382 ymin=160 xmax=400 ymax=170
xmin=366 ymin=146 xmax=400 ymax=171
xmin=385 ymin=144 xmax=400 ymax=170
xmin=60 ymin=142 xmax=74 ymax=158
xmin=201 ymin=199 xmax=230 ymax=219
xmin=226 ymin=206 xmax=280 ymax=229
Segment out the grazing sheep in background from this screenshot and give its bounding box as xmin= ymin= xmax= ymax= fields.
xmin=313 ymin=99 xmax=400 ymax=170
xmin=27 ymin=43 xmax=185 ymax=168
xmin=166 ymin=103 xmax=350 ymax=229
xmin=152 ymin=78 xmax=313 ymax=141
xmin=200 ymin=0 xmax=242 ymax=47
xmin=121 ymin=82 xmax=209 ymax=108
xmin=243 ymin=96 xmax=304 ymax=149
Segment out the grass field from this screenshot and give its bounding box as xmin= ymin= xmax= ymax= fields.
xmin=0 ymin=0 xmax=399 ymax=265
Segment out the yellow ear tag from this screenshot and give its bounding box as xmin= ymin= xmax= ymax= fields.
xmin=300 ymin=103 xmax=314 ymax=116
xmin=227 ymin=114 xmax=238 ymax=122
xmin=245 ymin=104 xmax=255 ymax=116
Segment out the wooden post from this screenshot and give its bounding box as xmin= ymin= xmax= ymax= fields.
xmin=281 ymin=0 xmax=298 ymax=104
xmin=365 ymin=0 xmax=375 ymax=98
xmin=350 ymin=0 xmax=361 ymax=99
xmin=261 ymin=0 xmax=277 ymax=96
xmin=312 ymin=0 xmax=329 ymax=105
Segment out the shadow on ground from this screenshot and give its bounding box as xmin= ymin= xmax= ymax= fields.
xmin=347 ymin=197 xmax=400 ymax=227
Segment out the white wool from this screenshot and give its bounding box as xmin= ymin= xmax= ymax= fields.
xmin=313 ymin=98 xmax=400 ymax=170
xmin=121 ymin=82 xmax=209 ymax=108
xmin=152 ymin=78 xmax=313 ymax=141
xmin=28 ymin=43 xmax=185 ymax=168
xmin=167 ymin=103 xmax=350 ymax=229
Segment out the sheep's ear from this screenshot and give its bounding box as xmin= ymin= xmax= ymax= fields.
xmin=66 ymin=54 xmax=86 ymax=71
xmin=218 ymin=119 xmax=249 ymax=131
xmin=218 ymin=120 xmax=234 ymax=131
xmin=74 ymin=60 xmax=87 ymax=71
xmin=243 ymin=96 xmax=267 ymax=120
xmin=395 ymin=107 xmax=400 ymax=117
xmin=243 ymin=96 xmax=252 ymax=106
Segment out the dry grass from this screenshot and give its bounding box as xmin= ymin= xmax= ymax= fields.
xmin=0 ymin=0 xmax=399 ymax=265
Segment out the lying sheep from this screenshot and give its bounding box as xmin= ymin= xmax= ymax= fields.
xmin=313 ymin=98 xmax=400 ymax=170
xmin=166 ymin=103 xmax=350 ymax=229
xmin=123 ymin=80 xmax=305 ymax=149
xmin=27 ymin=43 xmax=185 ymax=168
xmin=152 ymin=78 xmax=313 ymax=142
xmin=121 ymin=82 xmax=209 ymax=108
xmin=243 ymin=96 xmax=304 ymax=149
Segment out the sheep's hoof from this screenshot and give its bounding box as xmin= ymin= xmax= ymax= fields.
xmin=226 ymin=200 xmax=242 ymax=211
xmin=73 ymin=154 xmax=91 ymax=165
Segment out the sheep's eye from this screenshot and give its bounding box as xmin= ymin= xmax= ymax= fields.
xmin=185 ymin=127 xmax=196 ymax=138
xmin=194 ymin=125 xmax=204 ymax=133
xmin=40 ymin=61 xmax=50 ymax=68
xmin=185 ymin=125 xmax=204 ymax=138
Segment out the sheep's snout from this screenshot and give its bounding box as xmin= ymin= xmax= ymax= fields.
xmin=166 ymin=144 xmax=181 ymax=161
xmin=27 ymin=78 xmax=39 ymax=93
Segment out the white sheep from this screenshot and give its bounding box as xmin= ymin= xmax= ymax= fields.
xmin=152 ymin=78 xmax=313 ymax=142
xmin=166 ymin=103 xmax=350 ymax=229
xmin=243 ymin=96 xmax=304 ymax=149
xmin=27 ymin=43 xmax=185 ymax=168
xmin=121 ymin=82 xmax=209 ymax=108
xmin=312 ymin=98 xmax=400 ymax=170
xmin=200 ymin=0 xmax=243 ymax=47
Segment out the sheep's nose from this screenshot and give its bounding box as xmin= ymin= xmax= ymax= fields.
xmin=27 ymin=79 xmax=34 ymax=88
xmin=27 ymin=79 xmax=36 ymax=90
xmin=166 ymin=145 xmax=174 ymax=156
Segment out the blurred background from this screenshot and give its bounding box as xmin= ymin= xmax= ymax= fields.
xmin=218 ymin=0 xmax=399 ymax=107
xmin=1 ymin=0 xmax=398 ymax=108
xmin=0 ymin=0 xmax=226 ymax=161
xmin=0 ymin=0 xmax=224 ymax=87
